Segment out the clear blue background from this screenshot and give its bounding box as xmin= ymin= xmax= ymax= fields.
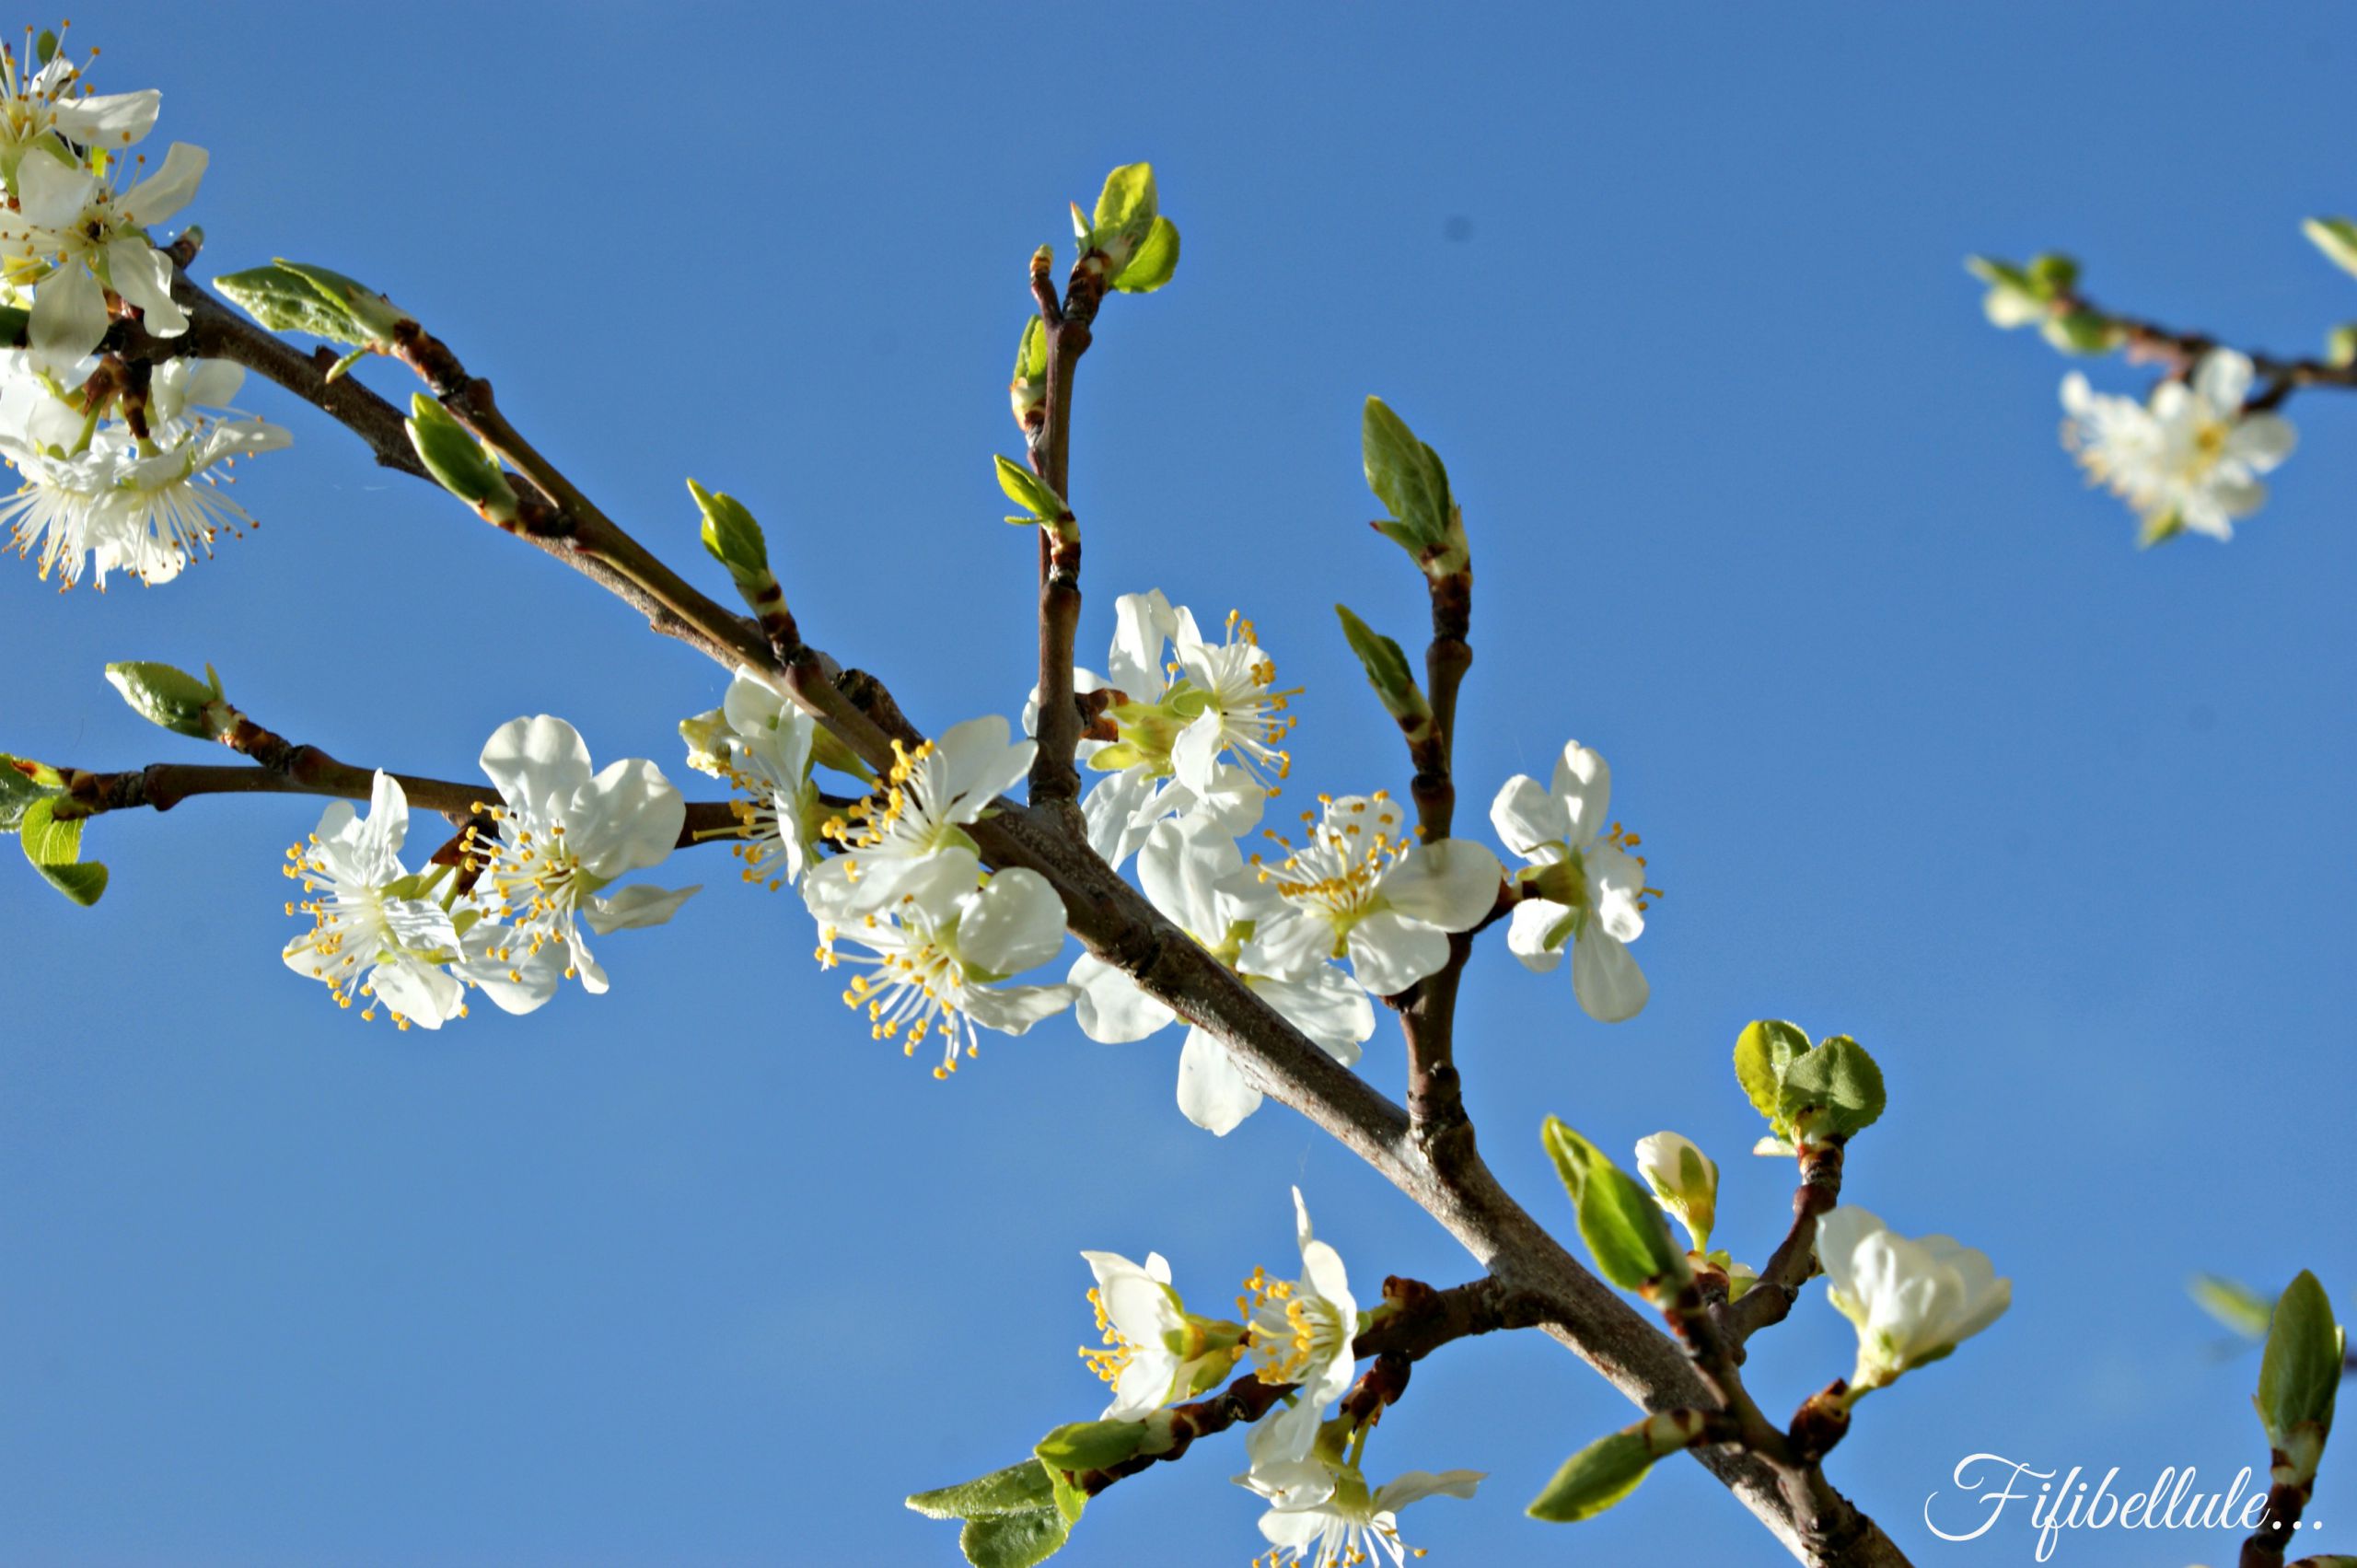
xmin=6 ymin=3 xmax=2353 ymax=1563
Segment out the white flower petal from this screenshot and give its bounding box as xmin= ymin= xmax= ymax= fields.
xmin=1176 ymin=1026 xmax=1262 ymax=1134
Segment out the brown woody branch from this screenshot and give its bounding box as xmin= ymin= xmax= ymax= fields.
xmin=120 ymin=269 xmax=1911 ymax=1568
xmin=1021 ymin=240 xmax=1109 ymax=810
xmin=1074 ymin=1274 xmax=1532 ymax=1496
xmin=1724 ymin=1138 xmax=1847 ymax=1345
xmin=2045 ymin=287 xmax=2357 ymax=410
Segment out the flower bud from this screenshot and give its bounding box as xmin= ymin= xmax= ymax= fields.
xmin=1633 ymin=1131 xmax=1717 ymax=1250
xmin=687 ymin=479 xmax=770 ymax=590
xmin=103 ymin=660 xmax=229 ymax=740
xmin=407 ymin=397 xmax=518 ymax=523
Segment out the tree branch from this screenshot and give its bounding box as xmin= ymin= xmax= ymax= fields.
xmin=1723 ymin=1138 xmax=1847 ymax=1345
xmin=1074 ymin=1274 xmax=1533 ymax=1496
xmin=1022 ymin=244 xmax=1103 ymax=809
xmin=2044 ymin=286 xmax=2357 ymax=409
xmin=144 ymin=271 xmax=1910 ymax=1567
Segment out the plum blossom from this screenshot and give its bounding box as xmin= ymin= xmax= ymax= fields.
xmin=2060 ymin=350 xmax=2296 ymax=544
xmin=800 ymin=714 xmax=1032 ymax=922
xmin=280 ymin=772 xmax=464 ymax=1029
xmin=1239 ymin=1189 xmax=1362 ymax=1472
xmin=459 ymin=715 xmax=698 ymax=999
xmin=809 ymin=866 xmax=1074 ymax=1078
xmin=1245 ymin=793 xmax=1502 ymax=996
xmin=1237 ymin=1453 xmax=1482 ymax=1568
xmin=1066 ymin=814 xmax=1374 ymax=1134
xmin=1076 ymin=1249 xmax=1246 ymax=1420
xmin=1491 ymin=740 xmax=1654 ymax=1023
xmin=681 ymin=668 xmax=820 ymax=891
xmin=1816 ymin=1205 xmax=2011 ymax=1397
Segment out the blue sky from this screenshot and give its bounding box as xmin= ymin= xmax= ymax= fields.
xmin=6 ymin=3 xmax=2355 ymax=1564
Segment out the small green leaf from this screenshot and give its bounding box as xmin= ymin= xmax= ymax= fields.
xmin=2026 ymin=252 xmax=2080 ymax=294
xmin=1963 ymin=255 xmax=2036 ymax=296
xmin=908 ymin=1458 xmax=1074 ymax=1568
xmin=1033 ymin=1420 xmax=1148 ymax=1472
xmin=1579 ymin=1162 xmax=1688 ymax=1294
xmin=995 ymin=455 xmax=1066 ymax=521
xmin=2256 ymin=1270 xmax=2342 ymax=1453
xmin=270 ymin=260 xmax=409 ymax=341
xmin=2039 ymin=308 xmax=2122 ymax=356
xmin=34 ymin=27 xmax=57 ymax=63
xmin=410 ymin=397 xmax=517 ymax=516
xmin=907 ymin=1459 xmax=1058 ymax=1520
xmin=2305 ymin=217 xmax=2357 ymax=280
xmin=2190 ymin=1274 xmax=2276 ymax=1342
xmin=1362 ymin=397 xmax=1452 ymax=549
xmin=1778 ymin=1034 xmax=1887 ymax=1138
xmin=2 ymin=755 xmax=64 ymax=833
xmin=1334 ymin=605 xmax=1428 ymax=723
xmin=1541 ymin=1116 xmax=1605 ymax=1205
xmin=2137 ymin=509 xmax=2187 ymax=550
xmin=1014 ymin=316 xmax=1049 ymax=382
xmin=1092 ymin=163 xmax=1158 ymax=237
xmin=1733 ymin=1020 xmax=1809 ymax=1130
xmin=1527 ymin=1430 xmax=1655 ymax=1523
xmin=19 ymin=796 xmax=107 ymax=906
xmin=1113 ymin=216 xmax=1180 ymax=294
xmin=687 ymin=479 xmax=771 ymax=589
xmin=104 ymin=661 xmax=226 ymax=740
xmin=214 ymin=264 xmax=365 ymax=344
xmin=959 ymin=1508 xmax=1071 ymax=1568
xmin=2327 ymin=324 xmax=2357 ymax=369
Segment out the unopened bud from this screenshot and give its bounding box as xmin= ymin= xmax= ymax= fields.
xmin=408 ymin=396 xmax=518 ymax=522
xmin=1633 ymin=1131 xmax=1718 ymax=1251
xmin=103 ymin=660 xmax=229 ymax=740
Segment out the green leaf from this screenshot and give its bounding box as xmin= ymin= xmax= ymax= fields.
xmin=35 ymin=27 xmax=57 ymax=63
xmin=1334 ymin=605 xmax=1428 ymax=722
xmin=2305 ymin=217 xmax=2357 ymax=280
xmin=2026 ymin=252 xmax=2080 ymax=294
xmin=1362 ymin=397 xmax=1452 ymax=549
xmin=2039 ymin=308 xmax=2122 ymax=355
xmin=270 ymin=259 xmax=409 ymax=341
xmin=1733 ymin=1020 xmax=1810 ymax=1130
xmin=410 ymin=396 xmax=516 ymax=514
xmin=19 ymin=796 xmax=107 ymax=906
xmin=1091 ymin=162 xmax=1158 ymax=242
xmin=2 ymin=755 xmax=64 ymax=834
xmin=1963 ymin=255 xmax=2035 ymax=296
xmin=908 ymin=1458 xmax=1074 ymax=1568
xmin=2327 ymin=324 xmax=2357 ymax=369
xmin=687 ymin=479 xmax=771 ymax=588
xmin=214 ymin=264 xmax=366 ymax=345
xmin=995 ymin=455 xmax=1066 ymax=521
xmin=1541 ymin=1116 xmax=1605 ymax=1205
xmin=1579 ymin=1163 xmax=1688 ymax=1293
xmin=2256 ymin=1270 xmax=2342 ymax=1452
xmin=2190 ymin=1274 xmax=2276 ymax=1342
xmin=908 ymin=1459 xmax=1059 ymax=1520
xmin=1527 ymin=1430 xmax=1655 ymax=1523
xmin=1014 ymin=316 xmax=1049 ymax=382
xmin=1033 ymin=1420 xmax=1148 ymax=1472
xmin=104 ymin=660 xmax=226 ymax=740
xmin=959 ymin=1508 xmax=1071 ymax=1568
xmin=1778 ymin=1034 xmax=1886 ymax=1138
xmin=1112 ymin=216 xmax=1180 ymax=294
xmin=2137 ymin=509 xmax=2186 ymax=549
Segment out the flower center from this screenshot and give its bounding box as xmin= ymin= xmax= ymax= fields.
xmin=1249 ymin=792 xmax=1403 ymax=942
xmin=816 ymin=911 xmax=982 ymax=1081
xmin=1238 ymin=1265 xmax=1349 ymax=1386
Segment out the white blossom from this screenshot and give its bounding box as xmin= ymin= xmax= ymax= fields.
xmin=1491 ymin=740 xmax=1653 ymax=1023
xmin=0 ymin=35 xmax=158 ymax=187
xmin=1245 ymin=793 xmax=1502 ymax=996
xmin=1076 ymin=1249 xmax=1246 ymax=1420
xmin=809 ymin=866 xmax=1074 ymax=1078
xmin=801 ymin=714 xmax=1033 ymax=923
xmin=0 ymin=357 xmax=287 ymax=588
xmin=280 ymin=772 xmax=464 ymax=1029
xmin=1633 ymin=1131 xmax=1717 ymax=1251
xmin=1067 ymin=813 xmax=1374 ymax=1134
xmin=1239 ymin=1189 xmax=1362 ymax=1473
xmin=682 ymin=668 xmax=820 ymax=891
xmin=4 ymin=138 xmax=206 ymax=375
xmin=2060 ymin=351 xmax=2296 ymax=544
xmin=1051 ymin=590 xmax=1275 ymax=865
xmin=459 ymin=715 xmax=698 ymax=999
xmin=1816 ymin=1205 xmax=2010 ymax=1396
xmin=1237 ymin=1454 xmax=1482 ymax=1568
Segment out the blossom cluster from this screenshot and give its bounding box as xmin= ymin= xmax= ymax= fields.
xmin=282 ymin=716 xmax=698 ymax=1028
xmin=1084 ymin=1190 xmax=1483 ymax=1567
xmin=2059 ymin=348 xmax=2295 ymax=545
xmin=0 ymin=29 xmax=285 ymax=588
